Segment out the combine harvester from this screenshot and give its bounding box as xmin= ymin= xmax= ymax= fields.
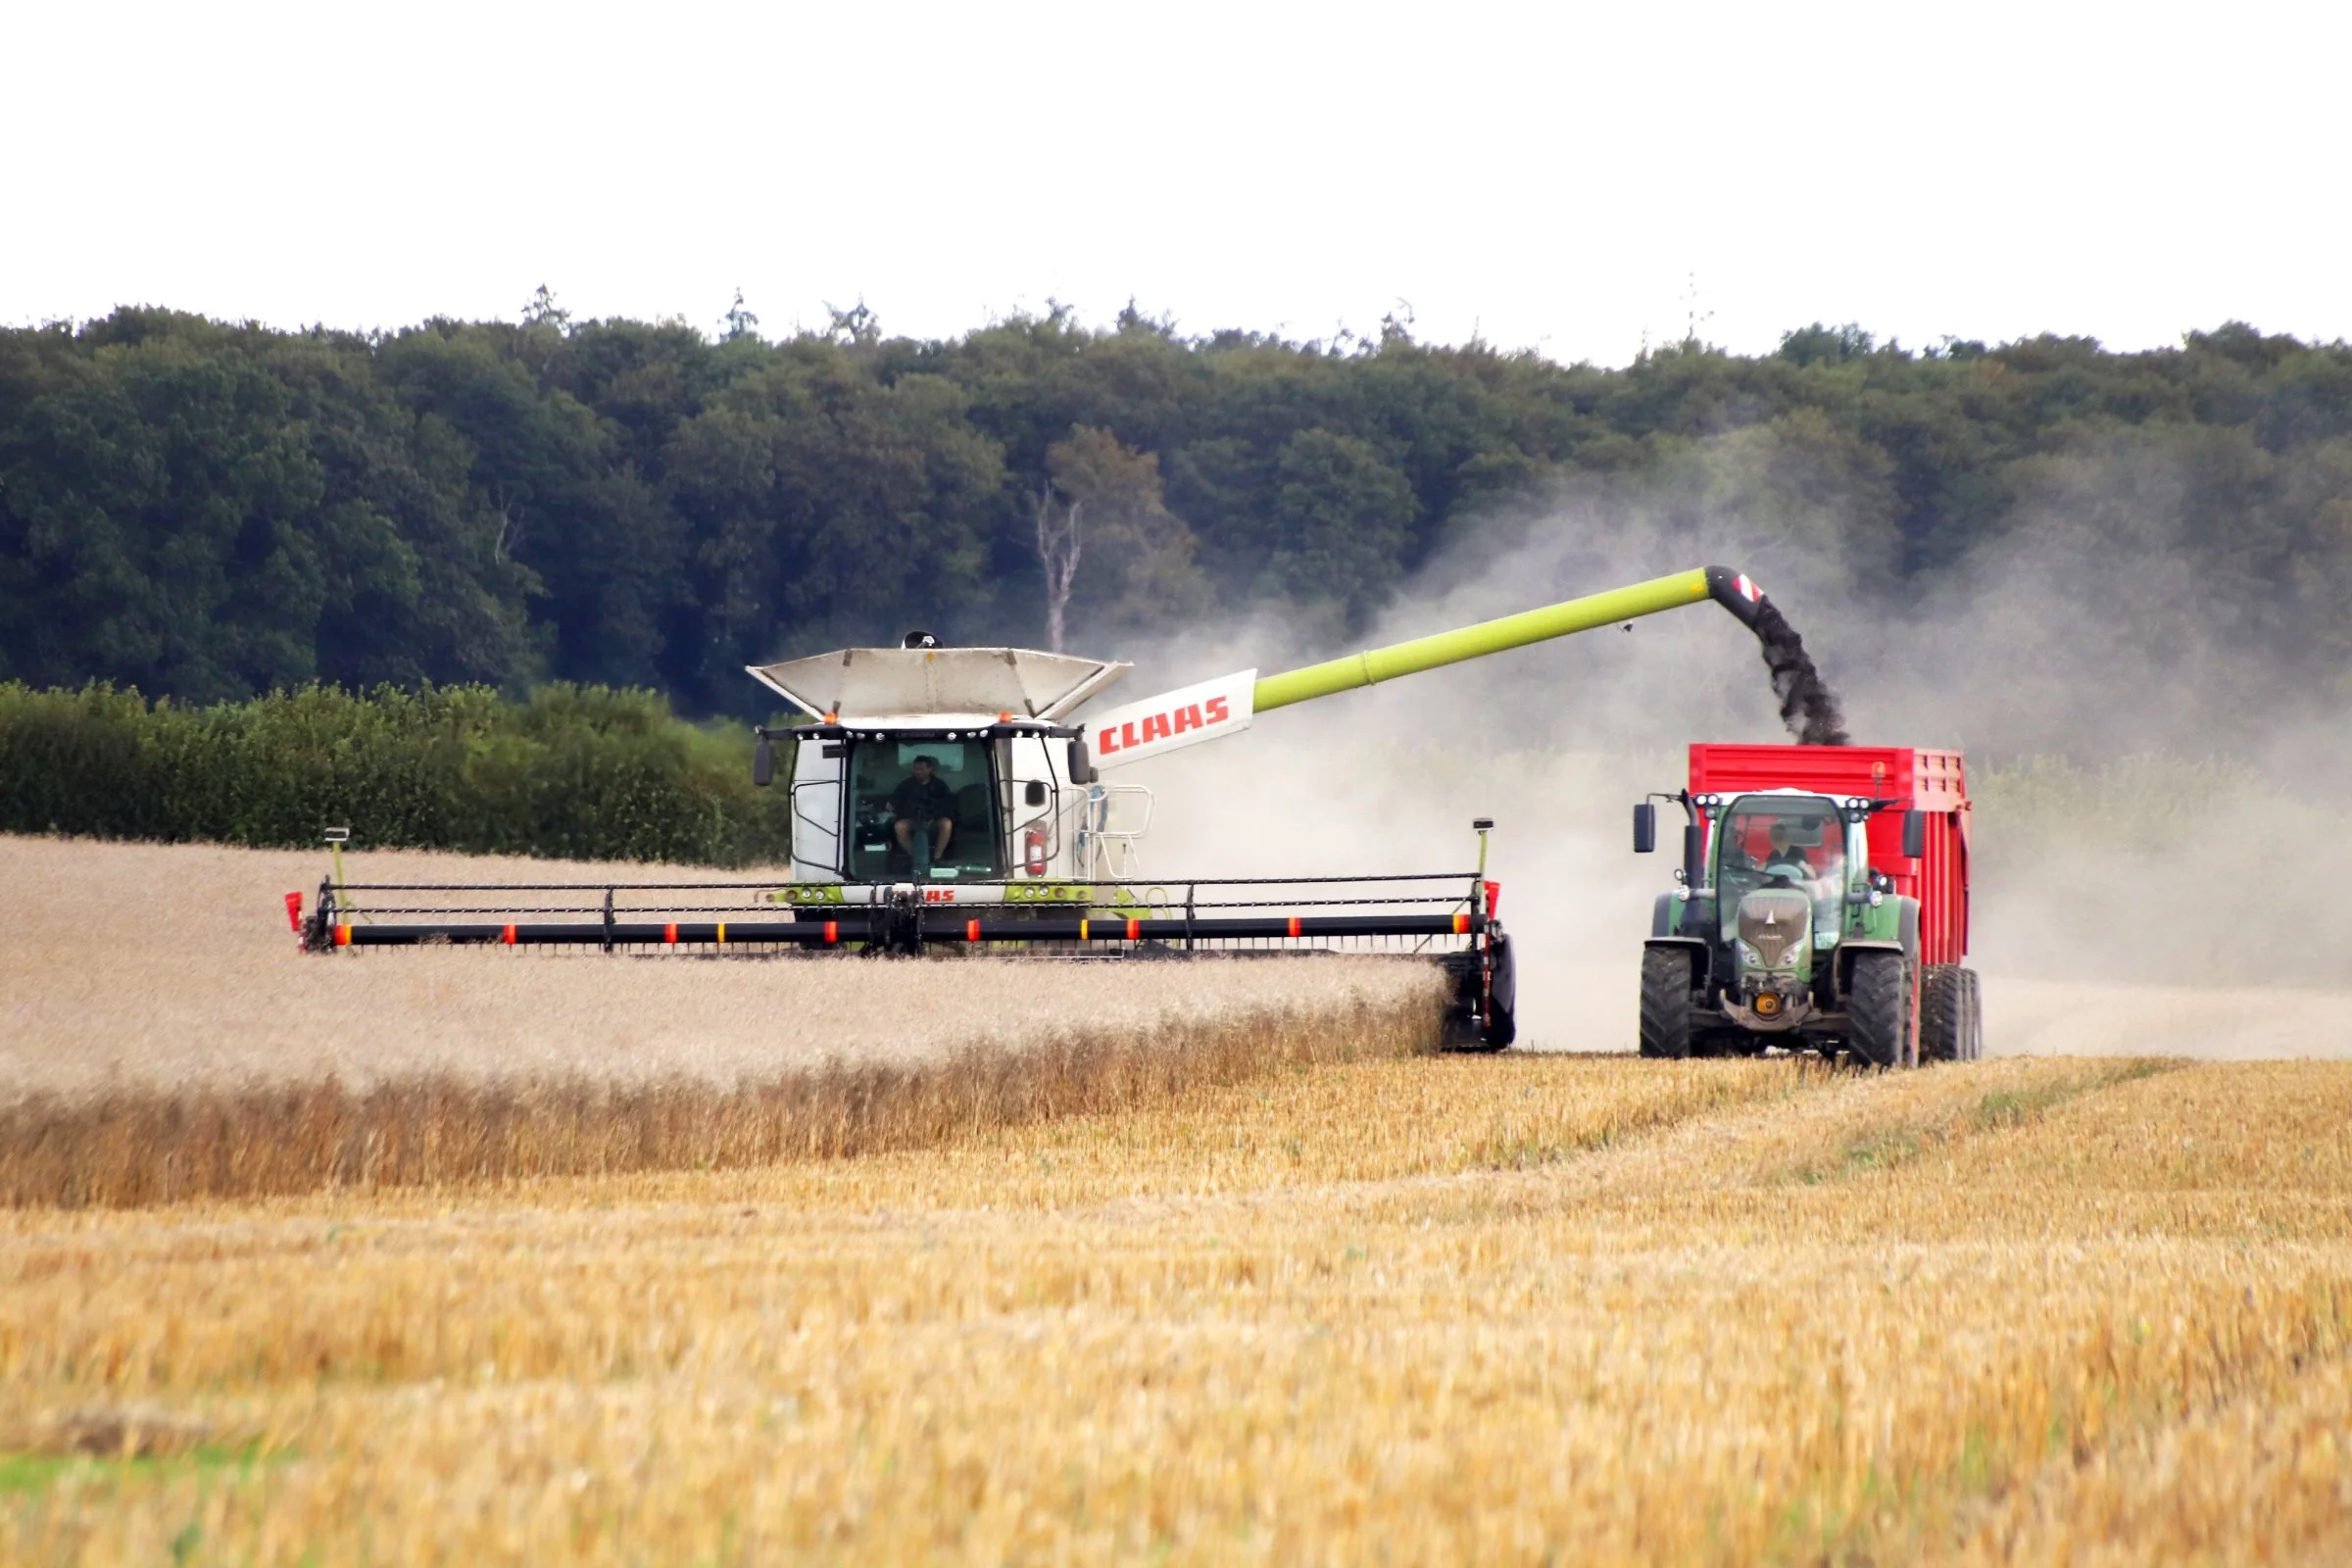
xmin=298 ymin=566 xmax=1782 ymax=1050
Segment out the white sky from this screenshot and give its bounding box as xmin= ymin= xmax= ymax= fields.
xmin=6 ymin=0 xmax=2345 ymax=366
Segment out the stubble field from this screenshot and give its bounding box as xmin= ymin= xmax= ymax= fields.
xmin=4 ymin=835 xmax=2351 ymax=1564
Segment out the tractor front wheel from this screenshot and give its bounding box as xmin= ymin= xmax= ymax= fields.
xmin=1846 ymin=951 xmax=1912 ymax=1070
xmin=1639 ymin=948 xmax=1693 ymax=1059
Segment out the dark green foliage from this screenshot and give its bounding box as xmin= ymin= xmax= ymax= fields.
xmin=2 ymin=306 xmax=2348 ymax=723
xmin=1260 ymin=428 xmax=1417 ymax=617
xmin=0 ymin=682 xmax=794 ymax=866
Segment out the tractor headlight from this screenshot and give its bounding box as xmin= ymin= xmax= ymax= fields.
xmin=1738 ymin=941 xmax=1763 ymax=967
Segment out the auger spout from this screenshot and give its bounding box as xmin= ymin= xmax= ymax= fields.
xmin=1067 ymin=565 xmax=1795 ymax=770
xmin=1250 ymin=565 xmax=1765 ymax=713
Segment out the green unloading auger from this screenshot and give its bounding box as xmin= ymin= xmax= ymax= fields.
xmin=1250 ymin=564 xmax=1768 ymax=712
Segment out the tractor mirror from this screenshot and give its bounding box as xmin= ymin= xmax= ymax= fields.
xmin=751 ymin=734 xmax=775 ymax=788
xmin=1901 ymin=809 xmax=1927 ymax=858
xmin=1633 ymin=803 xmax=1656 ymax=854
xmin=1024 ymin=779 xmax=1048 ymax=807
xmin=1067 ymin=738 xmax=1094 ymax=786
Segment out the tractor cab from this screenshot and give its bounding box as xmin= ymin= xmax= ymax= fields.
xmin=1638 ymin=784 xmax=1914 ymax=1041
xmin=1696 ymin=791 xmax=1862 ymax=1025
xmin=1708 ymin=793 xmax=1852 ymax=947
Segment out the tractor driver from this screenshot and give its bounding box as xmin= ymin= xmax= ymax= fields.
xmin=891 ymin=755 xmax=956 ymax=864
xmin=1762 ymin=819 xmax=1838 ymax=900
xmin=1762 ymin=821 xmax=1816 ymax=884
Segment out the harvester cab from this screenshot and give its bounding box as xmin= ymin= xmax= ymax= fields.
xmin=1634 ymin=745 xmax=1981 ymax=1067
xmin=743 ymin=643 xmax=1140 ymax=886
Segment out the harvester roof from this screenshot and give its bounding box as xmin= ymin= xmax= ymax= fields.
xmin=745 ymin=646 xmax=1129 ymax=722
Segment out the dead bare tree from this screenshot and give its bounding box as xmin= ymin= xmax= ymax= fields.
xmin=1035 ymin=482 xmax=1082 ymax=652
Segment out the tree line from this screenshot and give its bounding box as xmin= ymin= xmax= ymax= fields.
xmin=3 ymin=302 xmax=2347 ymax=716
xmin=0 ymin=680 xmax=792 ymax=864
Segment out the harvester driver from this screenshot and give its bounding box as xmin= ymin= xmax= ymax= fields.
xmin=891 ymin=755 xmax=956 ymax=865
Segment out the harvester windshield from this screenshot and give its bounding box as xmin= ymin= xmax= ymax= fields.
xmin=844 ymin=740 xmax=1001 ymax=880
xmin=1713 ymin=797 xmax=1844 ymax=937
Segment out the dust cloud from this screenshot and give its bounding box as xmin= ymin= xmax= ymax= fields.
xmin=1095 ymin=455 xmax=2352 ymax=1059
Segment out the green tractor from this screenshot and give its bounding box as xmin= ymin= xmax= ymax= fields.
xmin=1634 ymin=745 xmax=1982 ymax=1067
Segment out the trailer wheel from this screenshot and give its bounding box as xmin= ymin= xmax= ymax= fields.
xmin=1961 ymin=967 xmax=1984 ymax=1061
xmin=1639 ymin=948 xmax=1693 ymax=1059
xmin=1846 ymin=950 xmax=1910 ymax=1070
xmin=1920 ymin=964 xmax=1963 ymax=1063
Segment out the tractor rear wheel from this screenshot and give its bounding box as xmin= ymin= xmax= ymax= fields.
xmin=1920 ymin=964 xmax=1963 ymax=1063
xmin=1846 ymin=950 xmax=1911 ymax=1070
xmin=1639 ymin=947 xmax=1693 ymax=1059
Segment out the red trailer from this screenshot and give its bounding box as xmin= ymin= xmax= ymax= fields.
xmin=1633 ymin=744 xmax=1980 ymax=1065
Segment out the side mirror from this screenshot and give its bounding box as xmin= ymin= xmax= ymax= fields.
xmin=1024 ymin=779 xmax=1047 ymax=808
xmin=752 ymin=732 xmax=775 ymax=788
xmin=1901 ymin=808 xmax=1927 ymax=859
xmin=1633 ymin=802 xmax=1656 ymax=854
xmin=1067 ymin=738 xmax=1094 ymax=786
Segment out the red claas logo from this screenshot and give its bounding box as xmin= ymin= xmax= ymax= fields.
xmin=1095 ymin=696 xmax=1231 ymax=757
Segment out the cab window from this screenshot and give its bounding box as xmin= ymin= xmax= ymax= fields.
xmin=843 ymin=740 xmax=1001 ymax=880
xmin=1713 ymin=799 xmax=1845 ymax=937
